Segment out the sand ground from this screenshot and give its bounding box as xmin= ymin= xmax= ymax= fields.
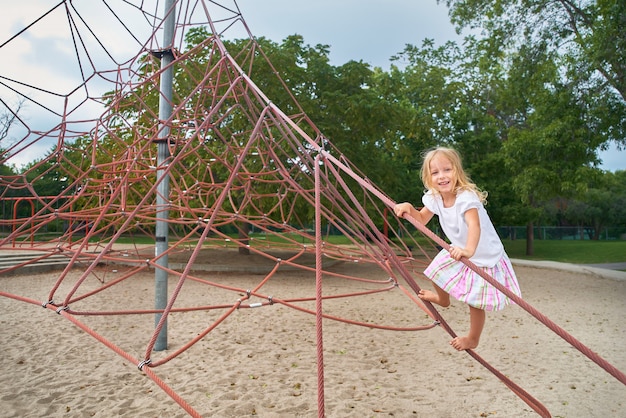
xmin=1 ymin=258 xmax=625 ymax=417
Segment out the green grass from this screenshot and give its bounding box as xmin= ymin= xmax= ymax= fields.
xmin=503 ymin=239 xmax=626 ymax=264
xmin=103 ymin=232 xmax=355 ymax=247
xmin=49 ymin=232 xmax=626 ymax=265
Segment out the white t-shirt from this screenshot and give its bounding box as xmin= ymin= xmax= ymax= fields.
xmin=422 ymin=190 xmax=504 ymax=267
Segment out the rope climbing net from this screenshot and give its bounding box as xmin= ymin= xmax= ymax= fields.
xmin=1 ymin=2 xmax=624 ymax=417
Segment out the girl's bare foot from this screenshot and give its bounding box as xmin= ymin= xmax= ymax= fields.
xmin=450 ymin=335 xmax=479 ymax=351
xmin=418 ymin=289 xmax=450 ymax=307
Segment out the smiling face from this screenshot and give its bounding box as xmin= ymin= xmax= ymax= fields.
xmin=428 ymin=153 xmax=457 ymax=197
xmin=420 ymin=147 xmax=487 ymax=204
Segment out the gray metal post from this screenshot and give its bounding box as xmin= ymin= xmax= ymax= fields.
xmin=154 ymin=0 xmax=175 ymax=352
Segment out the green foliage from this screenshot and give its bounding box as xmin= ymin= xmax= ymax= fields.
xmin=413 ymin=6 xmax=622 ymax=252
xmin=555 ymin=169 xmax=626 ymax=239
xmin=443 ymin=0 xmax=626 ymax=141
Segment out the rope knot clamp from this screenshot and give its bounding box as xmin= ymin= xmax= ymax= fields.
xmin=56 ymin=306 xmax=69 ymax=314
xmin=246 ymin=289 xmax=251 ymax=298
xmin=138 ymin=359 xmax=152 ymax=370
xmin=42 ymin=300 xmax=54 ymax=308
xmin=149 ymin=48 xmax=172 ymax=59
xmin=268 ymin=296 xmax=274 ymax=305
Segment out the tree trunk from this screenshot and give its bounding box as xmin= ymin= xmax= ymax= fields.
xmin=526 ymin=221 xmax=534 ymax=256
xmin=238 ymin=221 xmax=250 ymax=255
xmin=593 ymin=223 xmax=601 ymax=240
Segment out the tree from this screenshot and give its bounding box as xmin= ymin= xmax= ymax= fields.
xmin=1 ymin=101 xmax=24 ymax=219
xmin=0 ymin=100 xmax=25 ymax=177
xmin=552 ymin=169 xmax=626 ymax=240
xmin=382 ymin=40 xmax=466 ymax=204
xmin=432 ymin=1 xmax=624 ymax=251
xmin=0 ymin=99 xmax=24 ymax=144
xmin=499 ymin=41 xmax=605 ymax=253
xmin=441 ymin=0 xmax=626 ymax=151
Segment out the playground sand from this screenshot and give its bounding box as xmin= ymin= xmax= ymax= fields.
xmin=1 ymin=261 xmax=625 ymax=417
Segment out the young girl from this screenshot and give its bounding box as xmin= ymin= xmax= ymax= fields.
xmin=394 ymin=147 xmax=521 ymax=351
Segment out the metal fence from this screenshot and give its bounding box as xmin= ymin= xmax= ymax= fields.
xmin=496 ymin=226 xmax=626 ymax=241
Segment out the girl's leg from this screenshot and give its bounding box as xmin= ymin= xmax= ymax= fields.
xmin=418 ymin=284 xmax=450 ymax=307
xmin=450 ymin=306 xmax=485 ymax=351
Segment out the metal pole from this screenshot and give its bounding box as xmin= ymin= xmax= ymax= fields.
xmin=154 ymin=0 xmax=175 ymax=352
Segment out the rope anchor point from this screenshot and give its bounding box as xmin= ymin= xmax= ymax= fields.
xmin=138 ymin=359 xmax=152 ymax=370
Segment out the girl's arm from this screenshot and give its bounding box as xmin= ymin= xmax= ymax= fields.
xmin=393 ymin=202 xmax=434 ymax=225
xmin=449 ymin=208 xmax=480 ymax=260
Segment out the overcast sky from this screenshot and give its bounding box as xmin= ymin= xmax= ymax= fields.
xmin=2 ymin=0 xmax=624 ymax=171
xmin=235 ymin=0 xmax=461 ymax=68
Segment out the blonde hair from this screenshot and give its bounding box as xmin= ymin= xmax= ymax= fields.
xmin=420 ymin=147 xmax=488 ymax=204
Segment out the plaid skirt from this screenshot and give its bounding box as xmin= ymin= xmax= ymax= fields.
xmin=423 ymin=249 xmax=522 ymax=311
